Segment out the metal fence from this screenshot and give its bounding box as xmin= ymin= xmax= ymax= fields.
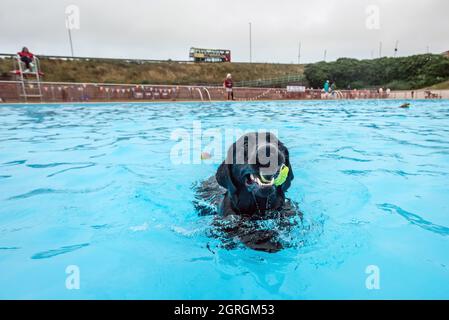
xmin=234 ymin=74 xmax=306 ymax=88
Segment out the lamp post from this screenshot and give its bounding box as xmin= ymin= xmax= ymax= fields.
xmin=67 ymin=25 xmax=74 ymax=57
xmin=249 ymin=22 xmax=252 ymax=63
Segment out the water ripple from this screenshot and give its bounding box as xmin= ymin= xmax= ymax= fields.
xmin=323 ymin=154 xmax=372 ymax=162
xmin=378 ymin=203 xmax=449 ymax=236
xmin=47 ymin=163 xmax=96 ymax=178
xmin=7 ymin=183 xmax=114 ymax=200
xmin=31 ymin=243 xmax=89 ymax=259
xmin=27 ymin=162 xmax=77 ymax=168
xmin=0 ymin=246 xmax=21 ymax=250
xmin=1 ymin=160 xmax=26 ymax=167
xmin=341 ymin=169 xmax=372 ymax=176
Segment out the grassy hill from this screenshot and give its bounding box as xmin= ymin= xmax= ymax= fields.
xmin=0 ymin=57 xmax=304 ymax=86
xmin=427 ymin=80 xmax=449 ymax=90
xmin=2 ymin=54 xmax=447 ymax=90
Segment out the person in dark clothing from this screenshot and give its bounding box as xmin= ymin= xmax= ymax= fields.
xmin=223 ymin=73 xmax=234 ymax=100
xmin=17 ymin=47 xmax=35 ymax=72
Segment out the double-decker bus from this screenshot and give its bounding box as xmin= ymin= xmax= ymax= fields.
xmin=189 ymin=47 xmax=231 ymax=62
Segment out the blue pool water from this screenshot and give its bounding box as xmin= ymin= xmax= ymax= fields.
xmin=1 ymin=100 xmax=449 ymax=299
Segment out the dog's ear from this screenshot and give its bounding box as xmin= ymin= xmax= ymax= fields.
xmin=216 ymin=161 xmax=237 ymax=194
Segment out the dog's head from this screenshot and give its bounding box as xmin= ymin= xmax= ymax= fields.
xmin=216 ymin=132 xmax=294 ymax=199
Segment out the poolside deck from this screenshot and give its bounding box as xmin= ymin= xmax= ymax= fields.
xmin=0 ymin=80 xmax=448 ymax=103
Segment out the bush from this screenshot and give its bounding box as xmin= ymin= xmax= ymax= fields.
xmin=304 ymin=54 xmax=449 ymax=90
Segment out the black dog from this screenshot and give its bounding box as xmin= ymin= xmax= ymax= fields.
xmin=216 ymin=132 xmax=294 ymax=216
xmin=194 ymin=132 xmax=300 ymax=252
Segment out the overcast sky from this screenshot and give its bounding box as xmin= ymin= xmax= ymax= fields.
xmin=1 ymin=0 xmax=448 ymax=63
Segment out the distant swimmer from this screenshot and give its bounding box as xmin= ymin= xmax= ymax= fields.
xmin=400 ymin=103 xmax=410 ymax=108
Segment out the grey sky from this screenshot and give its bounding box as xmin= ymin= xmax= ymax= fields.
xmin=1 ymin=0 xmax=448 ymax=63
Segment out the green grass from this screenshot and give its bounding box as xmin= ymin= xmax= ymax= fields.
xmin=426 ymin=80 xmax=449 ymax=90
xmin=0 ymin=57 xmax=304 ymax=85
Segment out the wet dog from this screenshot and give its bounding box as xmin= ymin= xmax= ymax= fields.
xmin=194 ymin=132 xmax=300 ymax=252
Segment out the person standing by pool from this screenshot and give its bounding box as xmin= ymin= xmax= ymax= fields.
xmin=323 ymin=80 xmax=330 ymax=93
xmin=329 ymin=81 xmax=337 ymax=98
xmin=224 ymin=73 xmax=234 ymax=100
xmin=17 ymin=47 xmax=35 ymax=73
xmin=330 ymin=82 xmax=336 ymax=92
xmin=323 ymin=80 xmax=330 ymax=99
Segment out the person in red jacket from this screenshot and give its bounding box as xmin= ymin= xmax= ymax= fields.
xmin=18 ymin=47 xmax=35 ymax=72
xmin=223 ymin=73 xmax=234 ymax=100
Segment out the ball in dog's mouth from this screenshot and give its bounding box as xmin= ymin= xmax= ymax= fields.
xmin=245 ymin=173 xmax=274 ymax=187
xmin=244 ymin=173 xmax=276 ymax=198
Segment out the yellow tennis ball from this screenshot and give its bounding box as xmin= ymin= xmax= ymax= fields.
xmin=274 ymin=165 xmax=289 ymax=186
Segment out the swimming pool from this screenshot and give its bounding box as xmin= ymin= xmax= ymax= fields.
xmin=1 ymin=100 xmax=448 ymax=299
